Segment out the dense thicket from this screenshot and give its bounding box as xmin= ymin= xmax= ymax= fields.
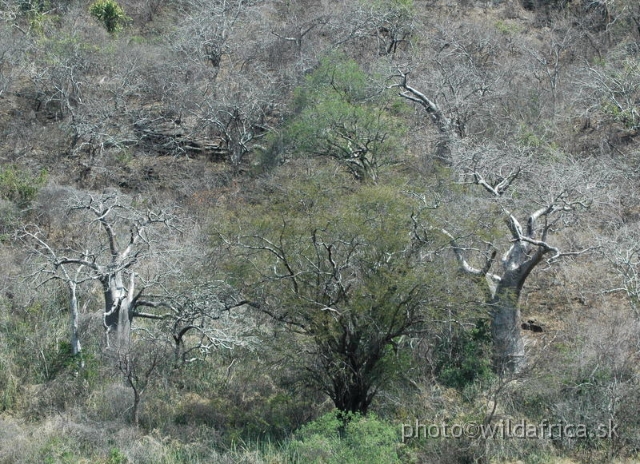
xmin=1 ymin=0 xmax=640 ymax=462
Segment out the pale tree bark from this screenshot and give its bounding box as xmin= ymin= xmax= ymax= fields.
xmin=436 ymin=166 xmax=589 ymax=374
xmin=392 ymin=33 xmax=500 ymax=165
xmin=23 ymin=191 xmax=254 ymax=359
xmin=68 ymin=279 xmax=82 ymax=357
xmin=133 ymin=283 xmax=257 ymax=366
xmin=393 ymin=69 xmax=458 ymax=164
xmin=68 ymin=192 xmax=177 ymax=349
xmin=23 ymin=191 xmax=177 ymax=350
xmin=22 ymin=229 xmax=91 ymax=360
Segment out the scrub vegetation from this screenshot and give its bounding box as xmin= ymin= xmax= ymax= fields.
xmin=1 ymin=0 xmax=640 ymax=462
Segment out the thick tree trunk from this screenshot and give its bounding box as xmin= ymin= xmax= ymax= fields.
xmin=433 ymin=115 xmax=457 ymax=164
xmin=102 ymin=271 xmax=134 ymax=349
xmin=440 ymin=166 xmax=580 ymax=375
xmin=488 ymin=235 xmax=543 ymax=374
xmin=443 ymin=226 xmax=542 ymax=375
xmin=490 ymin=283 xmax=525 ymax=375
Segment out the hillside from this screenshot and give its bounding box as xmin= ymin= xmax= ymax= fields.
xmin=1 ymin=0 xmax=640 ymax=462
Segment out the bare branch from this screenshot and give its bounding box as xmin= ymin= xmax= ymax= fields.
xmin=441 ymin=228 xmax=499 ymax=281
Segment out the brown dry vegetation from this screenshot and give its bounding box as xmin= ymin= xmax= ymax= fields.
xmin=1 ymin=0 xmax=640 ymax=462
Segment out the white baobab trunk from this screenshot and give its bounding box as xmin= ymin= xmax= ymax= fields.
xmin=69 ymin=281 xmax=82 ymax=357
xmin=490 ymin=279 xmax=526 ymax=375
xmin=487 ymin=219 xmax=546 ymax=374
xmin=102 ymin=271 xmax=136 ymax=349
xmin=443 ymin=203 xmax=567 ymax=374
xmin=24 ymin=191 xmax=178 ymax=357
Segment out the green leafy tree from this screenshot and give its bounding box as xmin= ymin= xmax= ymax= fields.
xmin=282 ymin=55 xmax=405 ymax=181
xmin=218 ymin=169 xmax=449 ymax=414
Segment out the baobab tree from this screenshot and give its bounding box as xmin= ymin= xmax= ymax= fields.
xmin=24 ymin=188 xmax=255 ymax=360
xmin=23 ymin=190 xmax=177 ymax=350
xmin=415 ymin=150 xmax=594 ymax=374
xmin=394 ymin=63 xmax=598 ymax=374
xmin=393 ymin=69 xmax=460 ymax=164
xmin=392 ymin=30 xmax=503 ymax=165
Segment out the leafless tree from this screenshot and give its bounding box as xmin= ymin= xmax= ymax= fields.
xmin=113 ymin=338 xmax=165 ymax=426
xmin=323 ymin=0 xmax=414 ymax=57
xmin=23 ymin=188 xmax=256 ymax=362
xmin=606 ymin=216 xmax=640 ymax=317
xmin=198 ymin=82 xmax=275 ymax=170
xmin=610 ymin=247 xmax=640 ymax=315
xmin=578 ymin=56 xmax=640 ymax=137
xmin=391 ymin=25 xmax=519 ymax=162
xmin=393 ymin=69 xmax=460 ymax=164
xmin=22 ymin=190 xmax=179 ymax=350
xmin=21 ymin=234 xmax=90 ymax=358
xmin=170 ymin=0 xmax=248 ymax=74
xmin=523 ymin=27 xmax=574 ymax=120
xmin=416 ymin=148 xmax=596 ymax=374
xmin=147 ymin=280 xmax=257 ymax=365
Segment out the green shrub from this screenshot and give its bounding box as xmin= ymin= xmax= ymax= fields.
xmin=279 ymin=53 xmax=405 ymax=181
xmin=107 ymin=447 xmax=128 ymax=464
xmin=435 ymin=319 xmax=494 ymax=390
xmin=0 ymin=165 xmax=47 ymax=209
xmin=89 ymin=0 xmax=129 ymax=33
xmin=289 ymin=411 xmax=402 ymax=464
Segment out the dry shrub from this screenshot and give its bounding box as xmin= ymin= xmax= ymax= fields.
xmin=87 ymin=382 xmax=132 ymax=422
xmin=503 ymin=304 xmax=640 ymax=460
xmin=119 ymin=434 xmax=168 ymax=463
xmin=174 ymin=392 xmax=222 ymax=428
xmin=22 ymin=367 xmax=91 ymax=420
xmin=0 ymin=415 xmax=33 ymax=464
